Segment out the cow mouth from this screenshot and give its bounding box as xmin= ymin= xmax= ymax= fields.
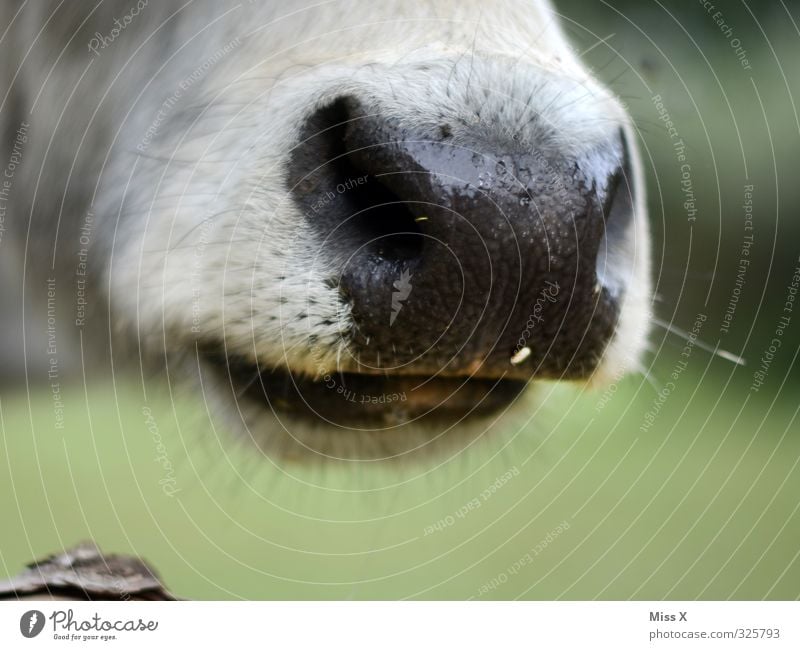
xmin=211 ymin=357 xmax=529 ymax=429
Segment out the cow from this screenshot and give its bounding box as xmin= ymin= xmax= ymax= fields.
xmin=0 ymin=0 xmax=651 ymax=460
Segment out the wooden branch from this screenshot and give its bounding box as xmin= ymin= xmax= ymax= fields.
xmin=0 ymin=542 xmax=177 ymax=601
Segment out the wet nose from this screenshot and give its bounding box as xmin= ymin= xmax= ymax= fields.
xmin=288 ymin=97 xmax=634 ymax=379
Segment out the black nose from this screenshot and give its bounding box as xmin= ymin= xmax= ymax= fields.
xmin=288 ymin=97 xmax=633 ymax=379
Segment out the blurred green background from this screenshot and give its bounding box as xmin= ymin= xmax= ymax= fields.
xmin=2 ymin=0 xmax=799 ymax=599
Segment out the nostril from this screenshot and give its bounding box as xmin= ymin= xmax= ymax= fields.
xmin=595 ymin=130 xmax=636 ymax=297
xmin=288 ymin=97 xmax=424 ymax=262
xmin=345 ymin=175 xmax=424 ymax=262
xmin=599 ymin=130 xmax=635 ymax=227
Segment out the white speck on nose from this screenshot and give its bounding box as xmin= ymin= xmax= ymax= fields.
xmin=510 ymin=346 xmax=531 ymax=366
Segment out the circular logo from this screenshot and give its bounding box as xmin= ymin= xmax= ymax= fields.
xmin=20 ymin=610 xmax=45 ymax=638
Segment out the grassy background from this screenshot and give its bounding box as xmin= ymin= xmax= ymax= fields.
xmin=1 ymin=365 xmax=798 ymax=599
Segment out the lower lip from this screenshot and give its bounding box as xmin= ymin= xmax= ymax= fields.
xmin=228 ymin=365 xmax=528 ymax=429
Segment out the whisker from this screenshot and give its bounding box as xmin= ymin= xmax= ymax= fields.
xmin=651 ymin=317 xmax=746 ymax=366
xmin=235 ymin=367 xmax=264 ymax=399
xmin=336 ymin=341 xmax=344 ymax=376
xmin=633 ymin=362 xmax=661 ymax=395
xmin=579 ymin=33 xmax=616 ymax=58
xmin=642 ymin=342 xmax=658 ymax=355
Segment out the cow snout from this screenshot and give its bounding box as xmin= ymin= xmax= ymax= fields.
xmin=288 ymin=96 xmax=635 ymax=381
